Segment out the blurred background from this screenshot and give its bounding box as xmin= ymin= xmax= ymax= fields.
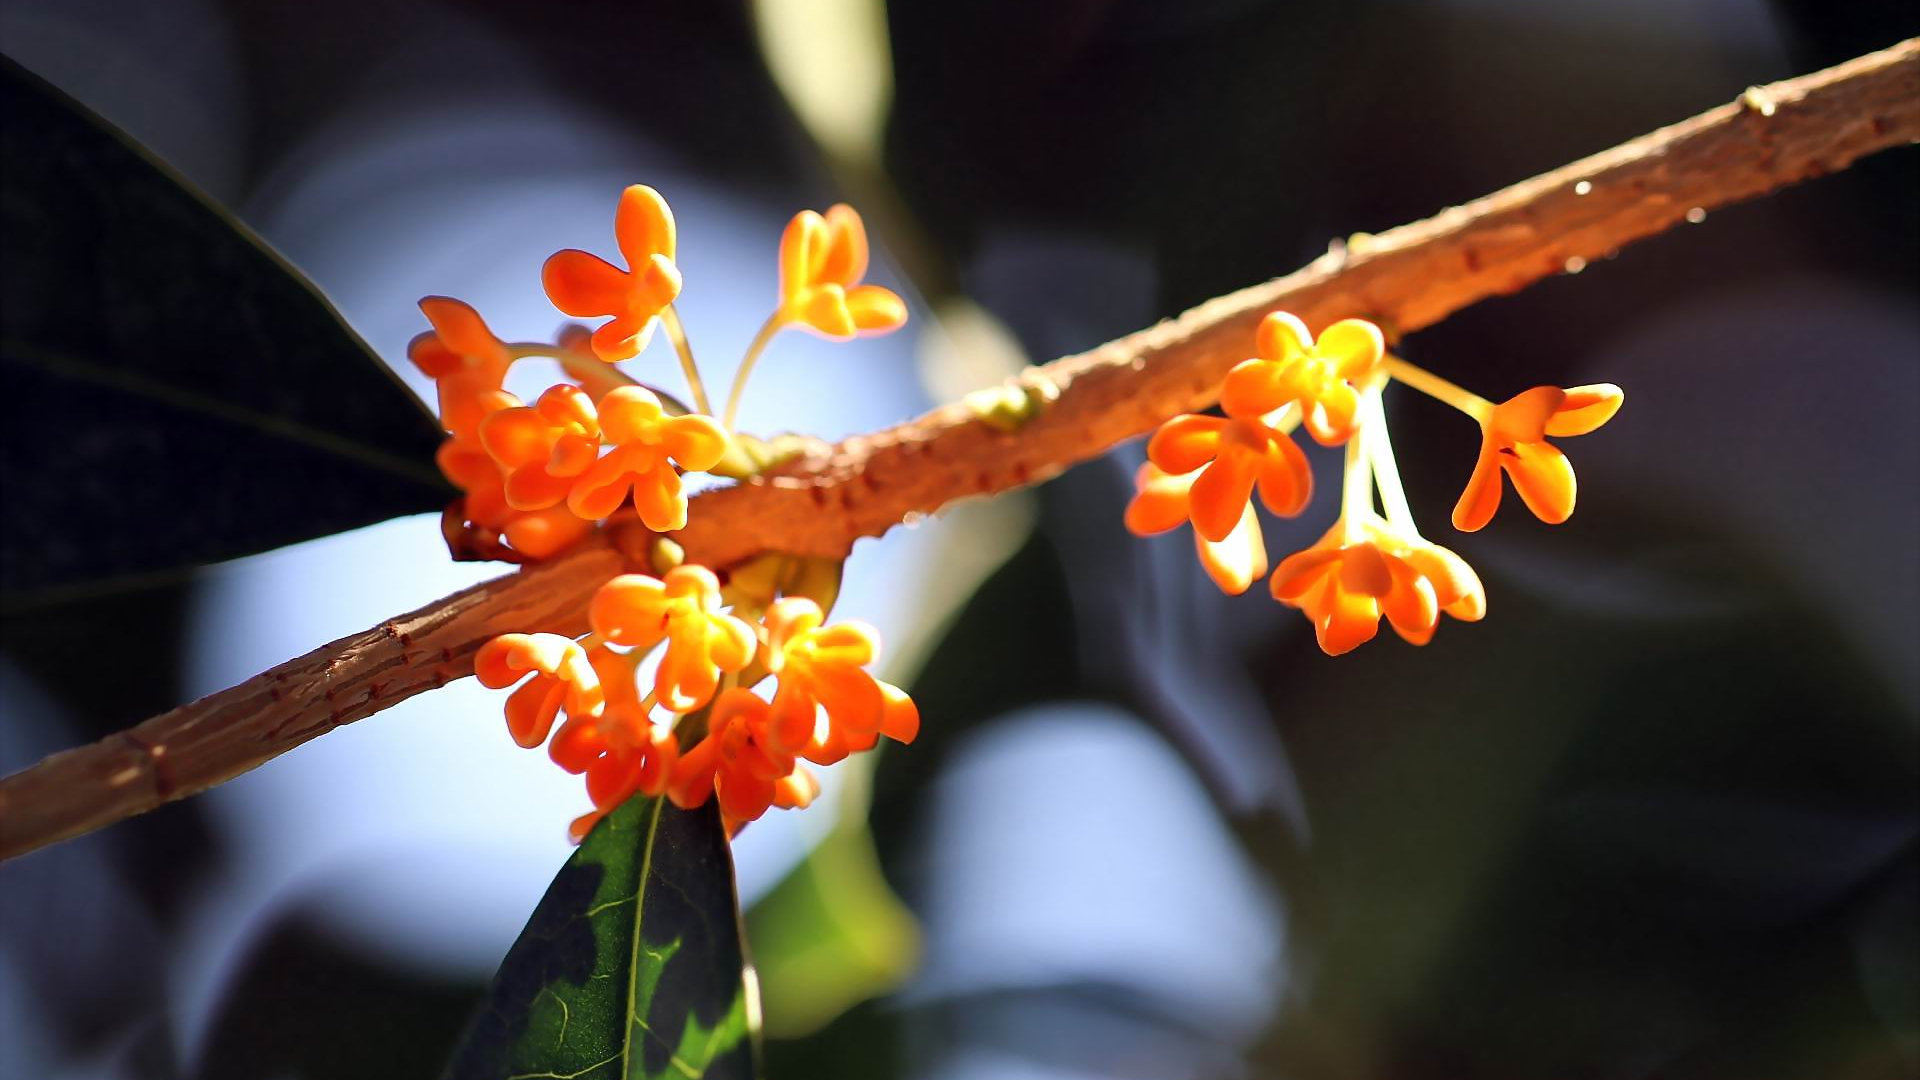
xmin=1 ymin=1 xmax=1915 ymax=1078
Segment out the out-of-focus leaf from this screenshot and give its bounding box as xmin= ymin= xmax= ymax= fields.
xmin=0 ymin=56 xmax=448 ymax=605
xmin=442 ymin=795 xmax=760 ymax=1080
xmin=746 ymin=757 xmax=919 ymax=1038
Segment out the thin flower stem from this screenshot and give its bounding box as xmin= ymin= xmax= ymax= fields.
xmin=722 ymin=314 xmax=786 ymax=431
xmin=1366 ymin=389 xmax=1418 ymax=530
xmin=1338 ymin=413 xmax=1376 ymax=545
xmin=660 ymin=305 xmax=714 ymax=416
xmin=507 ymin=343 xmax=564 ymax=360
xmin=1383 ymin=356 xmax=1493 ymax=422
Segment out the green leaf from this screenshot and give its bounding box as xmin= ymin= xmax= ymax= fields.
xmin=0 ymin=56 xmax=450 ymax=605
xmin=443 ymin=795 xmax=762 ymax=1080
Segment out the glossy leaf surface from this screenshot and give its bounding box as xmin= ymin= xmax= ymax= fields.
xmin=443 ymin=795 xmax=760 ymax=1080
xmin=0 ymin=56 xmax=449 ymax=604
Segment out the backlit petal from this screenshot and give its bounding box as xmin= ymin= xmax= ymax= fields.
xmin=1546 ymin=383 xmax=1623 ymax=437
xmin=1147 ymin=414 xmax=1226 ymax=474
xmin=614 ymin=184 xmax=677 ymax=267
xmin=542 ymin=249 xmax=630 ymax=317
xmin=1503 ymin=439 xmax=1577 ymax=524
xmin=1451 ymin=437 xmax=1505 ymax=532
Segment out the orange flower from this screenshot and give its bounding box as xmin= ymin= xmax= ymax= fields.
xmin=667 ymin=688 xmax=821 ymax=833
xmin=474 ymin=633 xmax=605 ymax=748
xmin=499 ymin=506 xmax=595 ymax=560
xmin=1145 ymin=389 xmax=1312 ymax=544
xmin=758 ymin=597 xmax=920 ymax=764
xmin=588 ymin=566 xmax=756 ymax=713
xmin=1269 ymin=522 xmax=1485 ymax=655
xmin=1224 ymin=313 xmax=1387 ymax=446
xmin=478 ymin=384 xmax=602 ymax=512
xmin=542 ymin=185 xmax=684 ymax=362
xmin=411 ymin=297 xmax=515 ymax=440
xmin=777 ymin=204 xmax=907 ymax=338
xmin=1452 ymin=384 xmax=1623 ymax=532
xmin=1124 ymin=463 xmax=1268 ymax=595
xmin=566 ymin=386 xmax=730 ymax=528
xmin=549 ymin=647 xmax=682 ymax=842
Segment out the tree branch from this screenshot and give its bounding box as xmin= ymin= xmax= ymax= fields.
xmin=3 ymin=39 xmax=1915 ymax=861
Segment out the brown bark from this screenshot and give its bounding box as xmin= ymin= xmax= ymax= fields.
xmin=2 ymin=39 xmax=1915 ymax=861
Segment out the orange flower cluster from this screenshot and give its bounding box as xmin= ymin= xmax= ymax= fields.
xmin=477 ymin=568 xmax=919 ymax=839
xmin=415 ymin=183 xmax=913 ymax=838
xmin=1130 ymin=311 xmax=1621 ymax=655
xmin=410 ymin=184 xmax=907 ymax=562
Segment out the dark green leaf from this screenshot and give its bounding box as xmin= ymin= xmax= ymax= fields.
xmin=443 ymin=795 xmax=761 ymax=1080
xmin=0 ymin=56 xmax=450 ymax=605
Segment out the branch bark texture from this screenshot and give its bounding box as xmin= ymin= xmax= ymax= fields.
xmin=3 ymin=39 xmax=1915 ymax=861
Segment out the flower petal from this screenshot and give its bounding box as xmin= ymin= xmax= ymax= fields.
xmin=1196 ymin=502 xmax=1267 ymax=595
xmin=479 ymin=407 xmax=554 ymax=468
xmin=1255 ymin=428 xmax=1313 ymax=517
xmin=615 ymin=184 xmax=677 ymax=267
xmin=1188 ymin=451 xmax=1258 ymax=543
xmin=419 ymin=296 xmax=509 ymax=365
xmin=1489 ymin=386 xmax=1566 ymax=444
xmin=630 ymin=464 xmax=687 ymax=533
xmin=1125 ymin=464 xmax=1194 ymax=535
xmin=820 ymin=204 xmax=870 ymax=286
xmin=780 ymin=210 xmax=829 ymax=305
xmin=1545 ymin=383 xmax=1623 ymax=437
xmin=1381 ymin=558 xmax=1440 ymax=645
xmin=1255 ymin=311 xmax=1311 ymax=364
xmin=589 ymin=574 xmax=670 ymax=646
xmin=1146 ymin=414 xmax=1226 ymax=475
xmin=846 ymin=284 xmax=908 ymax=333
xmin=1315 ymin=318 xmax=1386 ymax=380
xmin=663 ymin=413 xmax=731 ymax=472
xmin=1314 ymin=578 xmax=1381 ymax=656
xmin=1221 ymin=358 xmax=1288 ymax=418
xmin=1451 ymin=436 xmax=1505 ymax=532
xmin=1503 ymin=439 xmax=1577 ymax=524
xmin=542 ymin=250 xmax=630 ymax=318
xmin=1270 ymin=544 xmax=1341 ymax=601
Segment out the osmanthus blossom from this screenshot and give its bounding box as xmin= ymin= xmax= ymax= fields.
xmin=412 ymin=182 xmax=921 ymax=838
xmin=1132 ymin=311 xmax=1620 ymax=656
xmin=776 ymin=204 xmax=908 ymax=339
xmin=1125 ymin=462 xmax=1268 ymax=596
xmin=1453 ymin=383 xmax=1625 ymax=532
xmin=588 ymin=567 xmax=756 ymax=715
xmin=541 ymin=184 xmax=684 ymax=362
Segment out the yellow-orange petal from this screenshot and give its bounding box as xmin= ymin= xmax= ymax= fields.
xmin=663 ymin=413 xmax=731 ymax=472
xmin=1256 ymin=429 xmax=1313 ymax=517
xmin=1221 ymin=358 xmax=1288 ymax=419
xmin=1503 ymin=440 xmax=1577 ymax=524
xmin=820 ymin=204 xmax=870 ymax=286
xmin=542 ymin=249 xmax=630 ymax=318
xmin=1381 ymin=558 xmax=1440 ymax=645
xmin=667 ymin=737 xmax=720 ymax=809
xmin=597 ymin=386 xmax=667 ymax=442
xmin=503 ymin=465 xmax=575 ymax=511
xmin=503 ymin=506 xmax=593 ymax=559
xmin=504 ymin=676 xmax=569 ymax=748
xmin=708 ymin=615 xmax=758 ymax=673
xmin=408 ymin=332 xmax=463 ymax=378
xmin=1125 ymin=464 xmax=1194 ymax=536
xmin=780 ymin=210 xmax=830 ymax=303
xmin=1452 ymin=438 xmax=1505 ymax=533
xmin=1338 ymin=542 xmax=1393 ymax=597
xmin=1316 ymin=318 xmax=1386 ymax=381
xmin=589 ymin=314 xmax=651 ymax=364
xmin=773 ymin=767 xmax=822 ymax=810
xmin=589 ymin=574 xmax=670 ymax=646
xmin=877 ymin=681 xmax=920 ymax=744
xmin=1255 ymin=311 xmax=1312 ymax=364
xmin=1314 ymin=578 xmax=1381 ymax=656
xmin=1270 ymin=545 xmax=1341 ymax=601
xmin=479 ymin=407 xmax=554 ymax=469
xmin=549 ymin=717 xmax=606 ymax=773
xmin=1146 ymin=414 xmax=1226 ymax=475
xmin=629 ymin=464 xmax=687 ymax=533
xmin=1196 ymin=501 xmax=1267 ymax=596
xmin=419 ymin=296 xmax=509 ymax=365
xmin=716 ymin=771 xmax=776 ymax=824
xmin=798 ymin=283 xmax=856 ymax=337
xmin=846 ymin=284 xmax=908 ymax=333
xmin=1403 ymin=543 xmax=1485 ymax=621
xmin=1490 ymin=386 xmax=1566 ymax=444
xmin=1188 ymin=450 xmax=1259 ymax=543
xmin=1304 ymin=381 xmax=1360 ymax=447
xmin=614 ymin=184 xmax=677 ymax=268
xmin=1546 ymin=383 xmax=1623 ymax=437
